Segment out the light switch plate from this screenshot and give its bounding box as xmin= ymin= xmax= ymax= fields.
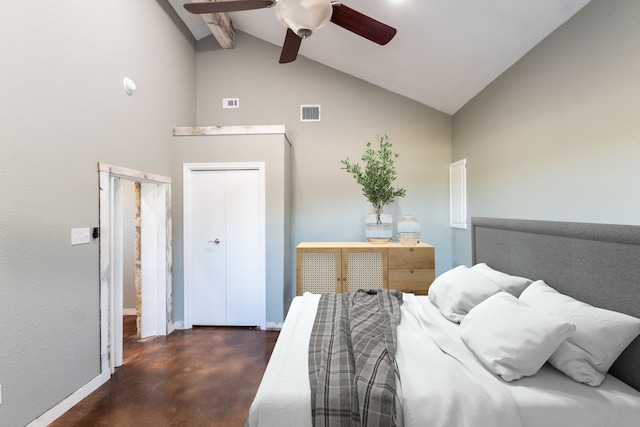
xmin=71 ymin=228 xmax=91 ymax=245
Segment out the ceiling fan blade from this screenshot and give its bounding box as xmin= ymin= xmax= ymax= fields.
xmin=279 ymin=28 xmax=303 ymax=63
xmin=184 ymin=0 xmax=274 ymax=14
xmin=330 ymin=4 xmax=396 ymax=45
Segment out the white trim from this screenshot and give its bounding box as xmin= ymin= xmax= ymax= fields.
xmin=111 ymin=177 xmax=124 ymax=368
xmin=183 ymin=162 xmax=267 ymax=330
xmin=98 ymin=162 xmax=173 ymax=377
xmin=449 ymin=158 xmax=468 ymax=229
xmin=173 ymin=320 xmax=185 ymax=330
xmin=27 ymin=374 xmax=106 ymax=427
xmin=266 ymin=322 xmax=283 ymax=330
xmin=172 ymin=125 xmax=285 ymax=136
xmin=98 ymin=163 xmax=171 ymax=184
xmin=98 ymin=168 xmax=112 ymax=376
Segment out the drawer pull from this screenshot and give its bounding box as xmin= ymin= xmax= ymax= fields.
xmin=410 ymin=269 xmax=414 ymax=274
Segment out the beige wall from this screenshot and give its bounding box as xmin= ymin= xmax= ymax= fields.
xmin=188 ymin=32 xmax=453 ymax=321
xmin=451 ymin=0 xmax=640 ymax=266
xmin=0 ymin=1 xmax=196 ymax=425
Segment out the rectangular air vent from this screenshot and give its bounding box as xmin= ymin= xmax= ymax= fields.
xmin=222 ymin=98 xmax=239 ymax=108
xmin=301 ymin=105 xmax=321 ymax=122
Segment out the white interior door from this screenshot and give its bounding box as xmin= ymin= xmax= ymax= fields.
xmin=188 ymin=168 xmax=263 ymax=326
xmin=111 ymin=177 xmax=124 ymax=369
xmin=191 ymin=170 xmax=227 ymax=325
xmin=140 ymin=182 xmax=168 ymax=338
xmin=225 ymin=170 xmax=261 ymax=325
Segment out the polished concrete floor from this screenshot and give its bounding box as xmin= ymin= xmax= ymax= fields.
xmin=50 ymin=316 xmax=279 ymax=427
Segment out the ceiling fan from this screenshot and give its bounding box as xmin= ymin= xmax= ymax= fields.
xmin=183 ymin=0 xmax=397 ymax=63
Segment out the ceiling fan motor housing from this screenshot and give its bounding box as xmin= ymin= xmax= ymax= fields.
xmin=275 ymin=0 xmax=333 ymax=38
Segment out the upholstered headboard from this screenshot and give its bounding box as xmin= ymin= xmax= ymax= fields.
xmin=471 ymin=217 xmax=640 ymax=391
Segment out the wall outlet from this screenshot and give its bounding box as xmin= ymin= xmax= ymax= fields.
xmin=71 ymin=228 xmax=91 ymax=245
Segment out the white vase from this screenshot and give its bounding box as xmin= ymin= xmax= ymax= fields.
xmin=365 ymin=210 xmax=393 ymax=243
xmin=397 ymin=215 xmax=421 ymax=245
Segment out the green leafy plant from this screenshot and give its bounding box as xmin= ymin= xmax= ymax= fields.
xmin=341 ymin=134 xmax=406 ymax=223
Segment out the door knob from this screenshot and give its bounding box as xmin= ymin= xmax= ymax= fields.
xmin=208 ymin=238 xmax=221 ymax=244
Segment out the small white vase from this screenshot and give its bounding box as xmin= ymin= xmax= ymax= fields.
xmin=365 ymin=210 xmax=393 ymax=243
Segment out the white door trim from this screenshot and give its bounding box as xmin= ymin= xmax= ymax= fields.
xmin=98 ymin=162 xmax=173 ymax=377
xmin=183 ymin=162 xmax=266 ymax=330
xmin=111 ymin=177 xmax=124 ymax=368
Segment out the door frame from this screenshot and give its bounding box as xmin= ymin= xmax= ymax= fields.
xmin=98 ymin=162 xmax=173 ymax=378
xmin=183 ymin=162 xmax=266 ymax=329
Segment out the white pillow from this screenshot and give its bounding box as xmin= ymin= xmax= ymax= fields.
xmin=428 ymin=265 xmax=503 ymax=322
xmin=471 ymin=263 xmax=532 ymax=297
xmin=519 ymin=280 xmax=640 ymax=386
xmin=460 ymin=292 xmax=576 ymax=382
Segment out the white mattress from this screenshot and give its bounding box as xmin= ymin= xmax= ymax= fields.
xmin=247 ymin=293 xmax=640 ymax=427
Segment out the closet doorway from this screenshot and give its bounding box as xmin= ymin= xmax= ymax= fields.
xmin=98 ymin=163 xmax=173 ymax=377
xmin=183 ymin=163 xmax=266 ymax=329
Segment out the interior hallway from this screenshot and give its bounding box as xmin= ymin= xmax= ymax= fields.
xmin=50 ymin=316 xmax=279 ymax=426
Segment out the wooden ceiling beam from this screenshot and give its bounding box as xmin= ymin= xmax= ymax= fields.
xmin=200 ymin=10 xmax=236 ymax=49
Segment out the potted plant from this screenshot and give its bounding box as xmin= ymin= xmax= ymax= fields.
xmin=341 ymin=134 xmax=406 ymax=242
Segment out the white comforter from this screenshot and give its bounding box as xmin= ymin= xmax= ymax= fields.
xmin=396 ymin=293 xmax=521 ymax=426
xmin=247 ymin=293 xmax=640 ymax=427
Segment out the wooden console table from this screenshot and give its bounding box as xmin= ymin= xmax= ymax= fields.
xmin=296 ymin=242 xmax=435 ymax=295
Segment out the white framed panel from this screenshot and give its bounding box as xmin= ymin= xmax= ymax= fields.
xmin=450 ymin=159 xmax=467 ymax=229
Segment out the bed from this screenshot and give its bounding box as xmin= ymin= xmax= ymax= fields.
xmin=247 ymin=218 xmax=640 ymax=426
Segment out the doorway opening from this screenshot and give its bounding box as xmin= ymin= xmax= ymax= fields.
xmin=98 ymin=163 xmax=173 ymax=378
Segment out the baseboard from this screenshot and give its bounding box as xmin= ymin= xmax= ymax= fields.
xmin=27 ymin=373 xmax=106 ymax=427
xmin=173 ymin=320 xmax=185 ymax=330
xmin=170 ymin=320 xmax=274 ymax=330
xmin=123 ymin=308 xmax=136 ymax=316
xmin=266 ymin=322 xmax=283 ymax=330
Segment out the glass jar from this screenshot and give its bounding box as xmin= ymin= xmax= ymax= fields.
xmin=365 ymin=211 xmax=393 ymax=243
xmin=397 ymin=215 xmax=420 ymax=245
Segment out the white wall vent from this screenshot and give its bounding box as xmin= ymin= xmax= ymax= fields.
xmin=300 ymin=105 xmax=321 ymax=122
xmin=222 ymin=98 xmax=239 ymax=108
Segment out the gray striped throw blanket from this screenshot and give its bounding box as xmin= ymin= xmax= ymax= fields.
xmin=309 ymin=289 xmax=403 ymax=427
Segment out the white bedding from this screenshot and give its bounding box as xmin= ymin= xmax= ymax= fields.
xmin=247 ymin=293 xmax=640 ymax=427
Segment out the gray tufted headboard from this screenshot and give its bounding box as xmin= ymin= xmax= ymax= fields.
xmin=471 ymin=217 xmax=640 ymax=391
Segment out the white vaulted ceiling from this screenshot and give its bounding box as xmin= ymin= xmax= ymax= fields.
xmin=168 ymin=0 xmax=592 ymax=114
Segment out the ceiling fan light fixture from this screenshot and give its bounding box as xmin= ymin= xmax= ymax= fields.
xmin=275 ymin=0 xmax=333 ymax=38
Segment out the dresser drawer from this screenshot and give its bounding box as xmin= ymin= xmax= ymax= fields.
xmin=388 ymin=268 xmax=435 ymax=295
xmin=388 ymin=246 xmax=434 ymax=269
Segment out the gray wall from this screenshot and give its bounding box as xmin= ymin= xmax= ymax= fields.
xmin=184 ymin=32 xmax=453 ymax=322
xmin=451 ymin=0 xmax=640 ymax=266
xmin=0 ymin=1 xmax=196 ymax=425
